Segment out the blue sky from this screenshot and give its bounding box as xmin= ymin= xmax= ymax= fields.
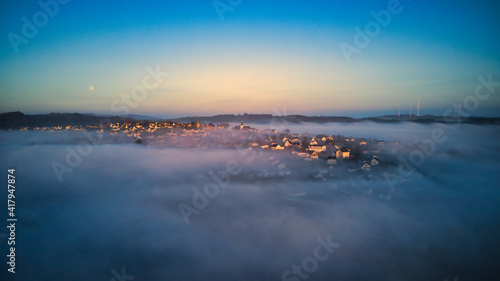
xmin=1 ymin=0 xmax=499 ymax=118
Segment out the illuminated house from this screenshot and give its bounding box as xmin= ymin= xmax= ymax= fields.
xmin=271 ymin=144 xmax=284 ymax=150
xmin=309 ymin=144 xmax=326 ymax=152
xmin=336 ymin=147 xmax=350 ymax=159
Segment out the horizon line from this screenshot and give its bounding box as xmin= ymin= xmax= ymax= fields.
xmin=2 ymin=111 xmax=499 ymax=120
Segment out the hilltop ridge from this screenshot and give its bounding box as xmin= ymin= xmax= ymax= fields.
xmin=1 ymin=112 xmax=499 ymax=130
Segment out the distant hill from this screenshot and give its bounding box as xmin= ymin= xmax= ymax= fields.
xmin=363 ymin=114 xmax=500 ymax=125
xmin=172 ymin=114 xmax=500 ymax=125
xmin=0 ymin=112 xmax=131 ymax=129
xmin=122 ymin=114 xmax=164 ymax=121
xmin=171 ymin=114 xmax=356 ymax=124
xmin=1 ymin=112 xmax=499 ymax=130
xmin=79 ymin=113 xmax=163 ymax=120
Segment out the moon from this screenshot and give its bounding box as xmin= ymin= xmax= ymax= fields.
xmin=89 ymin=85 xmax=94 ymax=91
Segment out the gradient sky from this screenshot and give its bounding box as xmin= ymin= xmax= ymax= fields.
xmin=1 ymin=0 xmax=499 ymax=118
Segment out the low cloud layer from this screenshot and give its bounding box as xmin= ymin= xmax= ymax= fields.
xmin=0 ymin=122 xmax=499 ymax=281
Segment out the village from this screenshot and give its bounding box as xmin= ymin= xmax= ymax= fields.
xmin=14 ymin=120 xmax=402 ymax=182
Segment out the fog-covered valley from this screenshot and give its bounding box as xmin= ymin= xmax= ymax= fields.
xmin=0 ymin=122 xmax=499 ymax=281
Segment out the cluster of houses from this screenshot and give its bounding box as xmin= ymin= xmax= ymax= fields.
xmin=15 ymin=120 xmax=387 ymax=171
xmin=250 ymin=130 xmax=383 ymax=171
xmin=21 ymin=125 xmax=85 ymax=131
xmin=361 ymin=155 xmax=380 ymax=171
